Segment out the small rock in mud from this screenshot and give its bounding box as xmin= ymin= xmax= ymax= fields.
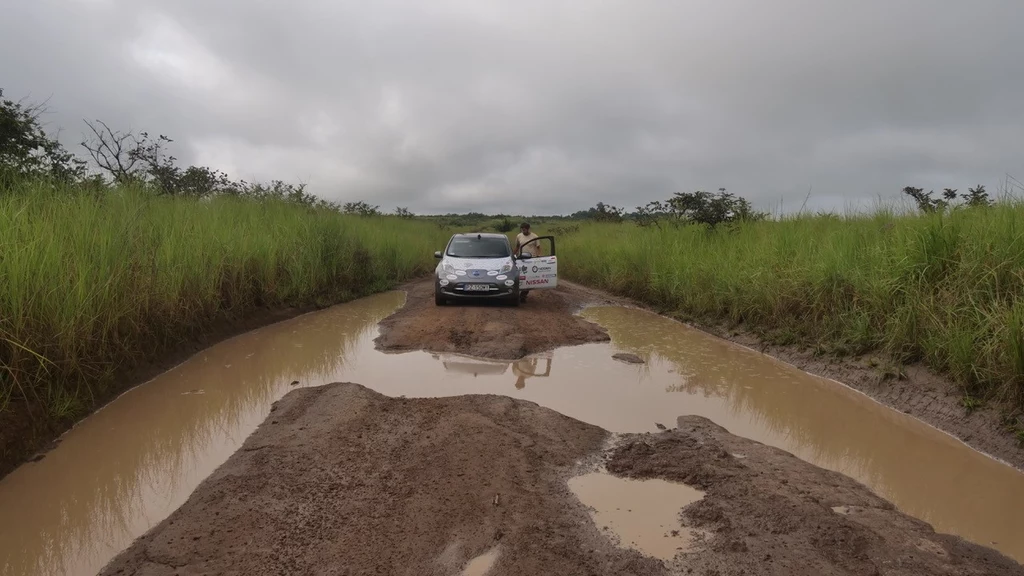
xmin=612 ymin=353 xmax=645 ymax=365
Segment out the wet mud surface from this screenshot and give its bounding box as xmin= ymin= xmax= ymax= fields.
xmin=97 ymin=383 xmax=662 ymax=576
xmin=99 ymin=383 xmax=1023 ymax=576
xmin=606 ymin=416 xmax=1024 ymax=576
xmin=373 ymin=280 xmax=617 ymax=359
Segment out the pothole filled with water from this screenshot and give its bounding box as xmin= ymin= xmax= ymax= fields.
xmin=568 ymin=472 xmax=706 ymax=561
xmin=459 ymin=547 xmax=500 ymax=576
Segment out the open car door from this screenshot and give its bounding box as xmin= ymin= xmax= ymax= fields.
xmin=517 ymin=236 xmax=557 ymax=290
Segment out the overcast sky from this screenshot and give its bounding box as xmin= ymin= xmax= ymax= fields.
xmin=2 ymin=0 xmax=1022 ymax=215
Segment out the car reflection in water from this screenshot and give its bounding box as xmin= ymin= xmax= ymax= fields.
xmin=432 ymin=352 xmax=552 ymax=389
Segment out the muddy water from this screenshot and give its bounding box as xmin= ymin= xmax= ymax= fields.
xmin=2 ymin=292 xmax=1024 ymax=575
xmin=459 ymin=547 xmax=500 ymax=576
xmin=568 ymin=472 xmax=706 ymax=560
xmin=0 ymin=293 xmax=405 ymax=576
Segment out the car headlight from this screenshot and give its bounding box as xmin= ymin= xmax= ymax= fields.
xmin=499 ymin=262 xmax=513 ymax=274
xmin=442 ymin=262 xmax=456 ymax=275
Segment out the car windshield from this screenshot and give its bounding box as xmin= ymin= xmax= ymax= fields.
xmin=446 ymin=236 xmax=510 ymax=258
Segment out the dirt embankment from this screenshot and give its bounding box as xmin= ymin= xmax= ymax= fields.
xmin=373 ymin=279 xmax=619 ymax=359
xmin=99 ymin=383 xmax=1023 ymax=576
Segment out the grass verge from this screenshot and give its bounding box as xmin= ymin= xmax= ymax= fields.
xmin=0 ymin=179 xmax=447 ymax=475
xmin=554 ymin=205 xmax=1024 ymax=420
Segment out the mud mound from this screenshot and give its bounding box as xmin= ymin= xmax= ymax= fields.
xmin=97 ymin=383 xmax=664 ymax=576
xmin=606 ymin=416 xmax=1024 ymax=576
xmin=374 ymin=280 xmax=613 ymax=359
xmin=98 ymin=384 xmax=1022 ymax=576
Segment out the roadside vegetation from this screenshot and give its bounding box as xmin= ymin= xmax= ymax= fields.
xmin=484 ymin=185 xmax=1024 ymax=436
xmin=552 ymin=186 xmax=1024 ymax=435
xmin=0 ymin=89 xmax=448 ymax=472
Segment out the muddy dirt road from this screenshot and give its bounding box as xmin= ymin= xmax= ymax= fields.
xmin=99 ymin=383 xmax=1022 ymax=576
xmin=93 ymin=280 xmax=1024 ymax=575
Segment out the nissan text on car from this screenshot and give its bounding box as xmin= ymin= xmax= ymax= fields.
xmin=433 ymin=232 xmax=557 ymax=306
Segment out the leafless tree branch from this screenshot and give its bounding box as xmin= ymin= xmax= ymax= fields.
xmin=80 ymin=119 xmax=141 ymax=182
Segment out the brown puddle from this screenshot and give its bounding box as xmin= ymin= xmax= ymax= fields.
xmin=0 ymin=292 xmax=406 ymax=576
xmin=568 ymin=472 xmax=706 ymax=561
xmin=459 ymin=547 xmax=500 ymax=576
xmin=2 ymin=292 xmax=1024 ymax=575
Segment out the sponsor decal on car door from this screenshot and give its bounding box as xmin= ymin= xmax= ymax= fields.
xmin=519 ymin=236 xmax=558 ymax=289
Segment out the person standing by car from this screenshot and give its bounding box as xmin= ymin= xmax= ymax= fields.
xmin=515 ymin=222 xmax=542 ymax=257
xmin=514 ymin=222 xmax=542 ymax=302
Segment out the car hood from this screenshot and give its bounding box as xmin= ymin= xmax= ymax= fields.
xmin=441 ymin=256 xmax=513 ymax=271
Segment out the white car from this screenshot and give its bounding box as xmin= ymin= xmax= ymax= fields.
xmin=433 ymin=232 xmax=558 ymax=306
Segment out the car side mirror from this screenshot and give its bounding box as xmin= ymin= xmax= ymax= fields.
xmin=434 ymin=251 xmax=443 ymax=259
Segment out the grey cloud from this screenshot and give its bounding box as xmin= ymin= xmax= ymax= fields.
xmin=2 ymin=0 xmax=1023 ymax=215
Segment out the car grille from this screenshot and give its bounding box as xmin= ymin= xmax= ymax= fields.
xmin=452 ymin=269 xmax=502 ymax=294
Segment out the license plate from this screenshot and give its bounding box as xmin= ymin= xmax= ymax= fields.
xmin=465 ymin=284 xmax=490 ymax=292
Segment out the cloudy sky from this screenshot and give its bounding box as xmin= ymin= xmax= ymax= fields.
xmin=2 ymin=0 xmax=1022 ymax=215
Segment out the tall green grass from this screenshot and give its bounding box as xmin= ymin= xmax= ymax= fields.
xmin=558 ymin=205 xmax=1024 ymax=408
xmin=0 ymin=179 xmax=447 ymax=426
